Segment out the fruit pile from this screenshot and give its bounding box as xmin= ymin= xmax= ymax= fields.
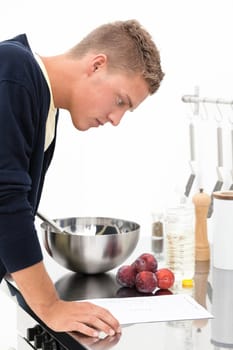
xmin=116 ymin=253 xmax=175 ymax=294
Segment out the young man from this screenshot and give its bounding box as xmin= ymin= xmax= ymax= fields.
xmin=0 ymin=19 xmax=164 ymax=337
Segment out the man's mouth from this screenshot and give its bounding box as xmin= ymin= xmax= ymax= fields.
xmin=96 ymin=118 xmax=104 ymax=126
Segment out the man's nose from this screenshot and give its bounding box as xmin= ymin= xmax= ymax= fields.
xmin=108 ymin=111 xmax=125 ymax=126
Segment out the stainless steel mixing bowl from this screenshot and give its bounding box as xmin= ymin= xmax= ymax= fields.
xmin=40 ymin=216 xmax=140 ymax=274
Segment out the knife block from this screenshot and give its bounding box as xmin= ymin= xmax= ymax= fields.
xmin=192 ymin=189 xmax=211 ymax=261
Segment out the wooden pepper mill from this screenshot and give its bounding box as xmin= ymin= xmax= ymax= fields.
xmin=192 ymin=188 xmax=211 ymax=261
xmin=193 ymin=260 xmax=210 ymax=329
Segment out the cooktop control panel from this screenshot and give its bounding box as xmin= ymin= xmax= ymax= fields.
xmin=25 ymin=324 xmax=67 ymax=350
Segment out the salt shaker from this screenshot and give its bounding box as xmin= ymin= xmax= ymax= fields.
xmin=151 ymin=212 xmax=164 ymax=259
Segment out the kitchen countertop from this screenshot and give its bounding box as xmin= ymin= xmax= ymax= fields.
xmin=2 ymin=231 xmax=233 ymax=350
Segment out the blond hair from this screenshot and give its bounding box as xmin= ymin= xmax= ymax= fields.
xmin=68 ymin=19 xmax=164 ymax=94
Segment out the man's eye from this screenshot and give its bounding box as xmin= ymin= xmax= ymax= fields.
xmin=116 ymin=97 xmax=124 ymax=107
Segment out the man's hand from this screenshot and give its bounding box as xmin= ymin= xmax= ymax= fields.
xmin=12 ymin=261 xmax=121 ymax=337
xmin=69 ymin=330 xmax=121 ymax=349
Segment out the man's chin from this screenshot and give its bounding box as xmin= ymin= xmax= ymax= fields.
xmin=71 ymin=118 xmax=99 ymax=131
xmin=72 ymin=120 xmax=89 ymax=131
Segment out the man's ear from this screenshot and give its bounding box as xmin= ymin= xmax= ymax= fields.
xmin=91 ymin=54 xmax=107 ymax=72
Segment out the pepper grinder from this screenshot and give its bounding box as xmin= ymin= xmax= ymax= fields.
xmin=193 ymin=260 xmax=210 ymax=329
xmin=192 ymin=189 xmax=211 ymax=261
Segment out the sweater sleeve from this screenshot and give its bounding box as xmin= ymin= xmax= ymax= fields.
xmin=0 ymin=79 xmax=43 ymax=273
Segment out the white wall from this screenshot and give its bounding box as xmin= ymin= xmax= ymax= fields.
xmin=1 ymin=0 xmax=233 ymax=235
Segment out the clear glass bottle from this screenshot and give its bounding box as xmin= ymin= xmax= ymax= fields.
xmin=164 ymin=204 xmax=195 ymax=283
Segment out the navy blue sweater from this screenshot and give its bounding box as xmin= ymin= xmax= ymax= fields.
xmin=0 ymin=34 xmax=59 ymax=281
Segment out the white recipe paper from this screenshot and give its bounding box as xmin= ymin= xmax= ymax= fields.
xmin=77 ymin=294 xmax=213 ymax=325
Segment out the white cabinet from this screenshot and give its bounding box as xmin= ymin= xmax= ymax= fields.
xmin=0 ymin=290 xmax=17 ymax=349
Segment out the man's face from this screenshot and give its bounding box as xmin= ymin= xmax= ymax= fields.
xmin=68 ymin=59 xmax=149 ymax=131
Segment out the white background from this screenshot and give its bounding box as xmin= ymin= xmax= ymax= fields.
xmin=1 ymin=0 xmax=233 ymax=348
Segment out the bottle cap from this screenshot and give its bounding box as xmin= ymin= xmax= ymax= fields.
xmin=182 ymin=279 xmax=194 ymax=288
